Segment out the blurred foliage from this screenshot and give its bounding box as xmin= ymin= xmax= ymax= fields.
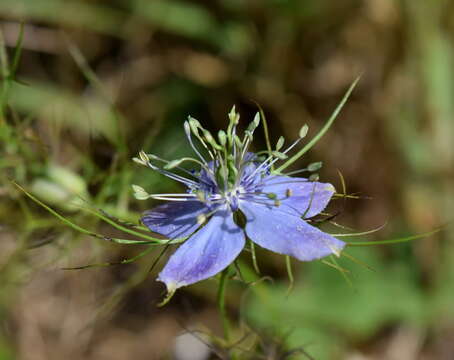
xmin=1 ymin=0 xmax=454 ymax=359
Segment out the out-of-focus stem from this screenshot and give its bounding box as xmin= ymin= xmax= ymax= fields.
xmin=217 ymin=269 xmax=230 ymax=343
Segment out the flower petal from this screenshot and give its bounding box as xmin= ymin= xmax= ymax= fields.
xmin=158 ymin=209 xmax=245 ymax=291
xmin=259 ymin=175 xmax=335 ymax=218
xmin=240 ymin=201 xmax=345 ymax=261
xmin=141 ymin=201 xmax=208 ymax=239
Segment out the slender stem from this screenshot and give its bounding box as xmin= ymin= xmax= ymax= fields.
xmin=217 ymin=269 xmax=230 ymax=343
xmin=250 ymin=240 xmax=260 ymax=274
xmin=258 ymin=104 xmax=274 ymax=171
xmin=0 ymin=27 xmax=10 ymax=123
xmin=285 ymin=255 xmax=294 ymax=296
xmin=276 ymin=76 xmax=361 ymax=173
xmin=346 ymin=228 xmax=441 ymax=246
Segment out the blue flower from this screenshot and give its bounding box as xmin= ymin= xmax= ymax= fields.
xmin=133 ymin=108 xmax=345 ymax=294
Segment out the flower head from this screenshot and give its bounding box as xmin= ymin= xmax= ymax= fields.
xmin=134 ymin=107 xmax=345 ymax=293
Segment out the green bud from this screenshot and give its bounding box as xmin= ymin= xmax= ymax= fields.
xmin=299 ymin=124 xmax=309 ymax=138
xmin=229 ymin=105 xmax=236 ymax=117
xmin=228 ymin=105 xmax=240 ymax=124
xmin=247 ymin=112 xmax=260 ymax=133
xmin=307 ymin=161 xmax=322 ymax=172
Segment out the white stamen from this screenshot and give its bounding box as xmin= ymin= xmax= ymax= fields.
xmin=184 ymin=121 xmax=210 ymax=165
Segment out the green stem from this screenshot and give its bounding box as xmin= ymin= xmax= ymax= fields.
xmin=217 ymin=269 xmax=230 ymax=343
xmin=346 ymin=228 xmax=441 ymax=246
xmin=285 ymin=255 xmax=294 ymax=296
xmin=258 ymin=105 xmax=274 ymax=170
xmin=276 ymin=76 xmax=361 ymax=173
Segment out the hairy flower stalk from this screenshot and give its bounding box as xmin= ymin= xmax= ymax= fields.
xmin=133 ymin=107 xmax=345 ymax=295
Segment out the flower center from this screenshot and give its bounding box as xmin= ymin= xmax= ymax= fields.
xmin=223 ymin=186 xmax=245 ymax=212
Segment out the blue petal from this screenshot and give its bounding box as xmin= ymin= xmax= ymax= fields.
xmin=258 ymin=175 xmax=335 ymax=218
xmin=158 ymin=209 xmax=245 ymax=291
xmin=240 ymin=201 xmax=345 ymax=261
xmin=142 ymin=201 xmax=208 ymax=239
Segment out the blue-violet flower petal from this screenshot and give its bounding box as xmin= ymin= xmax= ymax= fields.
xmin=142 ymin=201 xmax=208 ymax=239
xmin=240 ymin=201 xmax=345 ymax=261
xmin=258 ymin=175 xmax=335 ymax=218
xmin=158 ymin=208 xmax=245 ymax=292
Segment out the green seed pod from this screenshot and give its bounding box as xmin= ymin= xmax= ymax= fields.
xmin=203 ymin=130 xmax=223 ymax=151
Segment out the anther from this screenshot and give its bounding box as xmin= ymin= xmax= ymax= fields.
xmin=132 ymin=157 xmax=147 ymax=166
xmin=139 ymin=150 xmax=150 ymax=163
xmin=196 ymin=191 xmax=206 ymax=202
xmin=197 ymin=214 xmax=207 ymax=225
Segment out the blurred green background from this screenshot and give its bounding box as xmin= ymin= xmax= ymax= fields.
xmin=1 ymin=0 xmax=453 ymax=359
